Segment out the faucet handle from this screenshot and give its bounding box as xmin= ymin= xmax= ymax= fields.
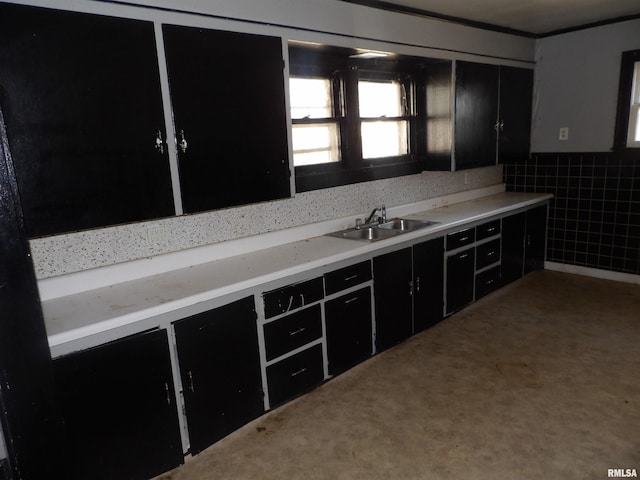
xmin=381 ymin=205 xmax=387 ymax=222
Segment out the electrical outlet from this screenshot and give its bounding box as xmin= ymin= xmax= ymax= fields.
xmin=559 ymin=127 xmax=569 ymax=141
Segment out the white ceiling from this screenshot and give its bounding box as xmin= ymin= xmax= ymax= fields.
xmin=354 ymin=0 xmax=640 ymax=35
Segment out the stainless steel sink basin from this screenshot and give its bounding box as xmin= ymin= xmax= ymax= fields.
xmin=378 ymin=218 xmax=436 ymax=231
xmin=329 ymin=227 xmax=400 ymax=242
xmin=327 ymin=217 xmax=439 ymax=242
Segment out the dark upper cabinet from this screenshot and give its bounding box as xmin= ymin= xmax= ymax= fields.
xmin=454 ymin=61 xmax=500 ymax=170
xmin=413 ymin=237 xmax=445 ymax=332
xmin=173 ymin=296 xmax=264 ymax=455
xmin=0 ymin=4 xmax=174 ymax=238
xmin=373 ymin=248 xmax=414 ymax=351
xmin=498 ymin=66 xmax=534 ymax=164
xmin=162 ymin=25 xmax=291 ymax=214
xmin=52 ymin=329 xmax=183 ymax=480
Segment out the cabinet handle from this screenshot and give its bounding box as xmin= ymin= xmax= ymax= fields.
xmin=344 ymin=274 xmax=359 ymax=282
xmin=187 ymin=370 xmax=195 ymax=393
xmin=458 ymin=253 xmax=469 ymax=259
xmin=459 ymin=237 xmax=469 ymax=242
xmin=289 ymin=327 xmax=306 ymax=336
xmin=485 ymin=279 xmax=494 ymax=285
xmin=164 ymin=382 xmax=171 ymax=406
xmin=487 ymin=227 xmax=495 ymax=233
xmin=178 ymin=129 xmax=188 ymax=153
xmin=154 ymin=130 xmax=164 ymax=154
xmin=290 ymin=367 xmax=307 ymax=378
xmin=345 ymin=296 xmax=359 ymax=304
xmin=416 ymin=276 xmax=421 ymax=293
xmin=494 ymin=120 xmax=504 ymax=132
xmin=487 ymin=251 xmax=495 ymax=256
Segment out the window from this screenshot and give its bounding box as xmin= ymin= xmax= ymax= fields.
xmin=289 ymin=76 xmax=341 ymax=166
xmin=614 ymin=49 xmax=640 ymax=149
xmin=289 ymin=42 xmax=435 ymax=191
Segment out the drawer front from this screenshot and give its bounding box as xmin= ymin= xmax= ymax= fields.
xmin=476 ymin=238 xmax=501 ymax=270
xmin=263 ymin=304 xmax=322 ymax=361
xmin=475 ymin=265 xmax=501 ymax=300
xmin=266 ymin=344 xmax=324 ymax=407
xmin=324 ymin=260 xmax=372 ymax=295
xmin=263 ymin=277 xmax=324 ymax=319
xmin=476 ymin=219 xmax=501 ymax=241
xmin=446 ymin=227 xmax=475 ymax=251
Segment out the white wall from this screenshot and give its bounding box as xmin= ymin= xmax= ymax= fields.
xmin=531 ymin=18 xmax=640 ymax=152
xmin=7 ymin=0 xmax=535 ymax=279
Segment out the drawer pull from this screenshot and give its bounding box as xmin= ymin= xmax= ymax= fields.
xmin=345 ymin=296 xmax=359 ymax=304
xmin=486 ymin=227 xmax=496 ymax=233
xmin=459 ymin=236 xmax=469 ymax=242
xmin=289 ymin=327 xmax=306 ymax=336
xmin=487 ymin=251 xmax=495 ymax=256
xmin=485 ymin=279 xmax=494 ymax=285
xmin=344 ymin=274 xmax=359 ymax=282
xmin=290 ymin=367 xmax=307 ymax=378
xmin=458 ymin=253 xmax=469 ymax=259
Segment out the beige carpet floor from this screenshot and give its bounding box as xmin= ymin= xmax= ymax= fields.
xmin=156 ymin=270 xmax=640 ymax=480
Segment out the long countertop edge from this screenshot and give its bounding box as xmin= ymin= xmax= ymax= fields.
xmin=45 ymin=191 xmax=553 ymax=350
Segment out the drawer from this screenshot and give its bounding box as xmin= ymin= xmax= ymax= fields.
xmin=476 ymin=238 xmax=501 ymax=270
xmin=446 ymin=227 xmax=475 ymax=251
xmin=475 ymin=265 xmax=501 ymax=300
xmin=266 ymin=343 xmax=324 ymax=407
xmin=263 ymin=277 xmax=324 ymax=319
xmin=476 ymin=219 xmax=501 ymax=241
xmin=324 ymin=260 xmax=372 ymax=295
xmin=263 ymin=304 xmax=322 ymax=361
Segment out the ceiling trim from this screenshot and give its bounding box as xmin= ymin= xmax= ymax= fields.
xmin=338 ymin=0 xmax=535 ymax=38
xmin=339 ymin=0 xmax=640 ymax=39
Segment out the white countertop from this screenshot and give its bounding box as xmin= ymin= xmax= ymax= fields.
xmin=43 ymin=191 xmax=551 ymax=353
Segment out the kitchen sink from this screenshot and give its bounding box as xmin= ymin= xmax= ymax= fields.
xmin=327 ymin=217 xmax=439 ymax=242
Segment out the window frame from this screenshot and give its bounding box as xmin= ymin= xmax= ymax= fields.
xmin=613 ymin=49 xmax=640 ymax=150
xmin=289 ymin=43 xmax=430 ymax=192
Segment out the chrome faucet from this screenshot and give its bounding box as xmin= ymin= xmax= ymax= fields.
xmin=360 ymin=204 xmax=387 ymax=228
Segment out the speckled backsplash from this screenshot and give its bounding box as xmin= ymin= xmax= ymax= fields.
xmin=30 ymin=165 xmax=503 ymax=279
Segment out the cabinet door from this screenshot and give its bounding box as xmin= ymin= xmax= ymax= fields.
xmin=502 ymin=212 xmax=526 ymax=285
xmin=0 ymin=4 xmax=174 ymax=237
xmin=174 ymin=296 xmax=263 ymax=455
xmin=498 ymin=66 xmax=533 ymax=164
xmin=162 ymin=25 xmax=291 ymax=214
xmin=446 ymin=247 xmax=475 ymax=314
xmin=413 ymin=237 xmax=444 ymax=332
xmin=53 ymin=330 xmax=183 ymax=480
xmin=373 ymin=248 xmax=413 ymax=351
xmin=454 ymin=61 xmax=499 ymax=170
xmin=525 ymin=205 xmax=548 ymax=274
xmin=325 ymin=286 xmax=373 ymax=375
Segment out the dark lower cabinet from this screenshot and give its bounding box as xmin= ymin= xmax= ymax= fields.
xmin=325 ymin=286 xmax=373 ymax=375
xmin=501 ymin=212 xmax=526 ymax=285
xmin=53 ymin=329 xmax=183 ymax=480
xmin=373 ymin=248 xmax=413 ymax=351
xmin=446 ymin=247 xmax=475 ymax=314
xmin=173 ymin=296 xmax=263 ymax=455
xmin=266 ymin=344 xmax=325 ymax=407
xmin=413 ymin=237 xmax=445 ymax=332
xmin=524 ymin=205 xmax=548 ymax=274
xmin=0 ymin=4 xmax=174 ymax=237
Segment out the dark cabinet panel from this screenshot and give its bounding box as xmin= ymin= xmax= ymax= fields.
xmin=413 ymin=237 xmax=444 ymax=332
xmin=454 ymin=61 xmax=500 ymax=170
xmin=502 ymin=212 xmax=526 ymax=285
xmin=264 ymin=304 xmax=322 ymax=362
xmin=373 ymin=248 xmax=413 ymax=351
xmin=476 ymin=219 xmax=501 ymax=241
xmin=476 ymin=238 xmax=501 ymax=270
xmin=475 ymin=265 xmax=501 ymax=300
xmin=262 ymin=277 xmax=324 ymax=319
xmin=446 ymin=227 xmax=476 ymax=251
xmin=524 ymin=205 xmax=548 ymax=274
xmin=174 ymin=296 xmax=263 ymax=455
xmin=325 ymin=286 xmax=373 ymax=375
xmin=162 ymin=24 xmax=291 ymax=214
xmin=0 ymin=4 xmax=174 ymax=237
xmin=324 ymin=261 xmax=372 ymax=295
xmin=498 ymin=66 xmax=534 ymax=164
xmin=53 ymin=329 xmax=183 ymax=480
xmin=266 ymin=344 xmax=324 ymax=407
xmin=446 ymin=247 xmax=475 ymax=314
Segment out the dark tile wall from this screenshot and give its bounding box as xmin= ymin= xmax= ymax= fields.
xmin=504 ymin=151 xmax=640 ymax=276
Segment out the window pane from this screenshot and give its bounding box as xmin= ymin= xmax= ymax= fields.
xmin=292 ymin=123 xmax=340 ymax=166
xmin=361 ymin=121 xmax=408 ymax=158
xmin=358 ymin=80 xmax=403 ymax=117
xmin=290 ymin=77 xmax=333 ymax=119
